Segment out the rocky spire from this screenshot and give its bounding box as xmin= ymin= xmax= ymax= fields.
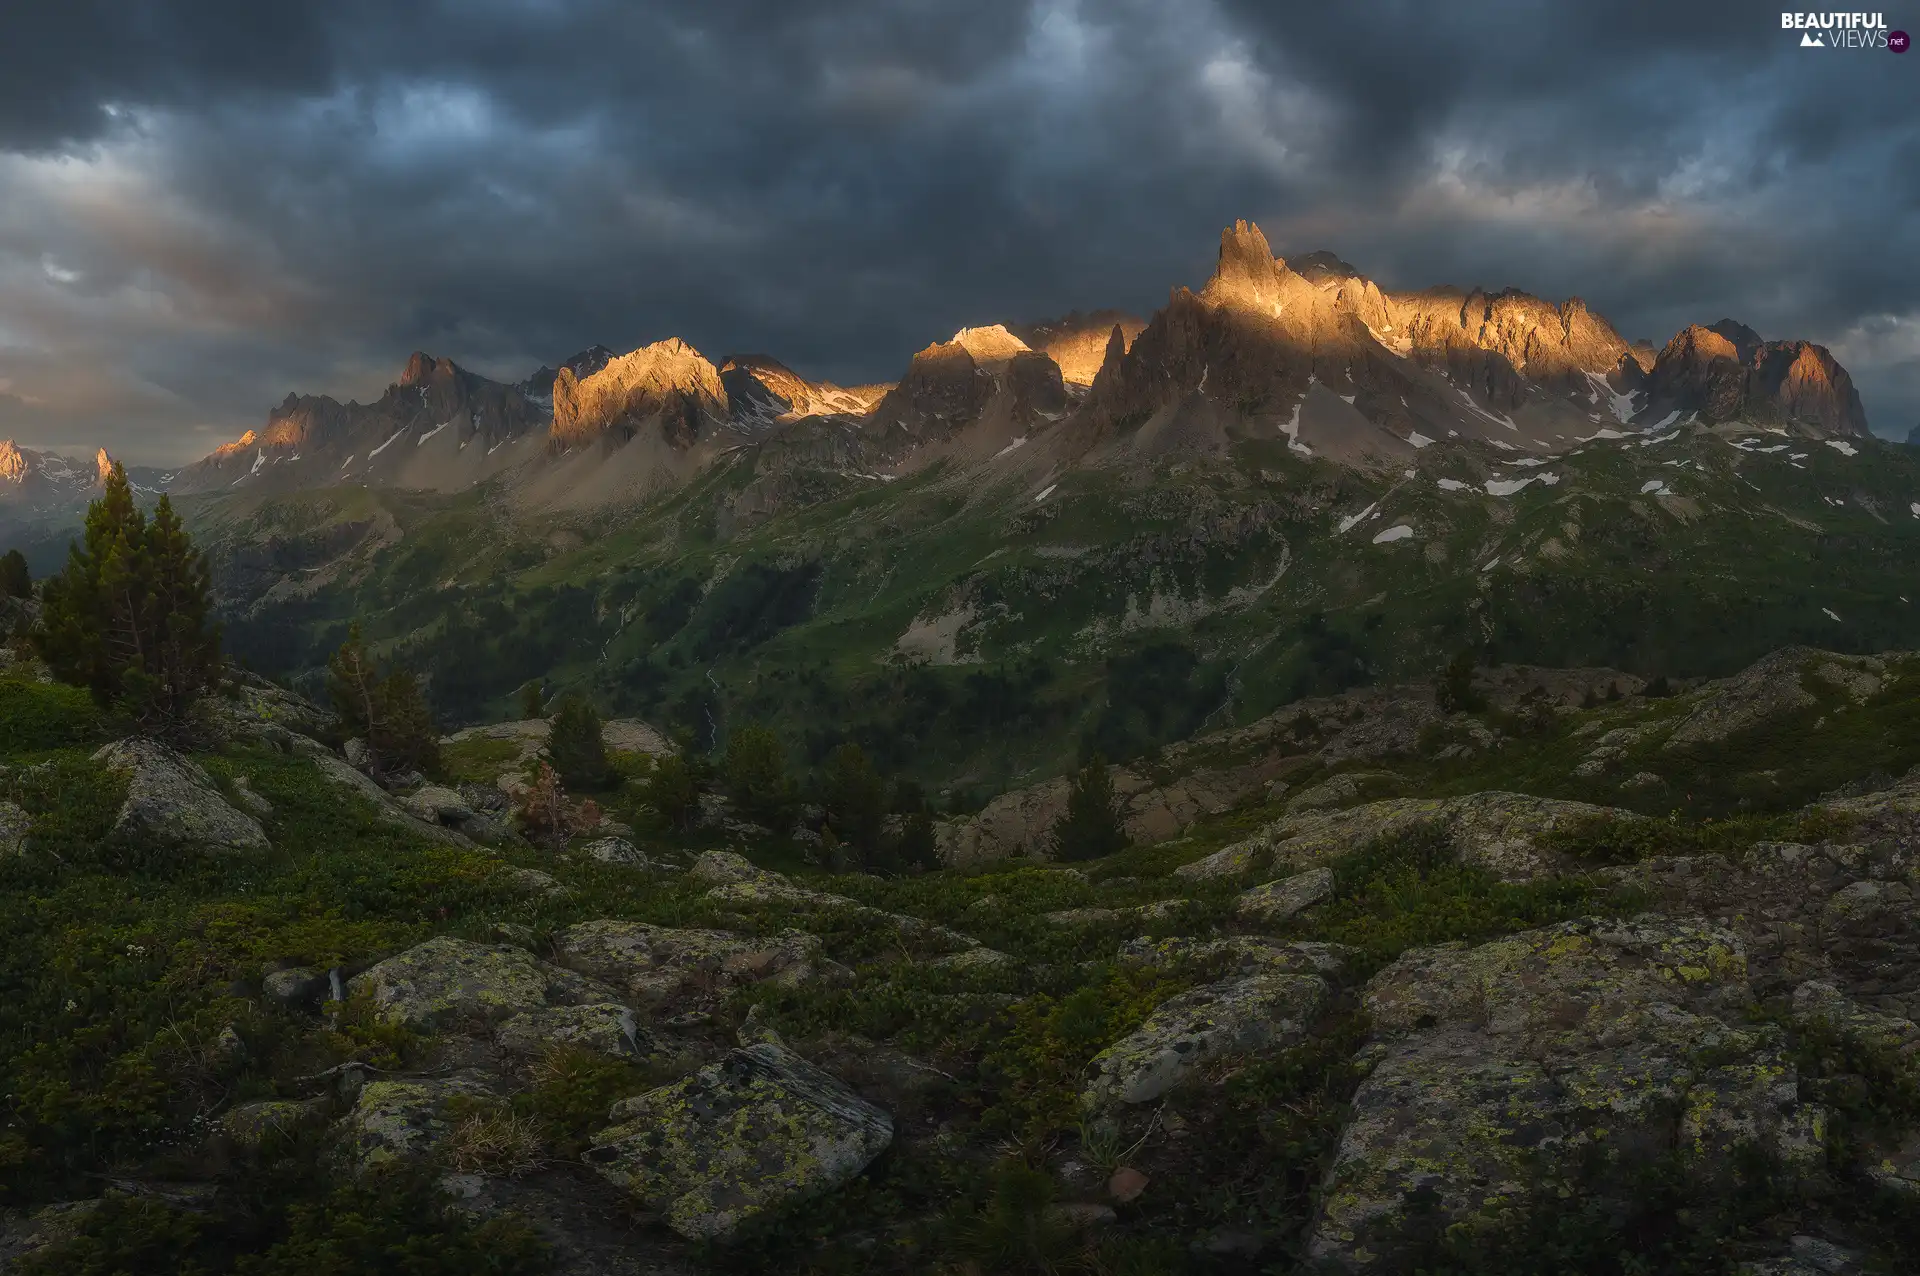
xmin=1199 ymin=219 xmax=1290 ymax=313
xmin=95 ymin=448 xmax=115 ymax=486
xmin=0 ymin=441 xmax=26 ymax=484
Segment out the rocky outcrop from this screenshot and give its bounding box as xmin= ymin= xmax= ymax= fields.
xmin=717 ymin=354 xmax=887 ymax=426
xmin=549 ymin=337 xmax=728 ymax=452
xmin=584 ymin=1041 xmax=893 ymax=1241
xmin=1235 ymin=866 xmax=1335 ymax=922
xmin=92 ymin=738 xmax=270 ymax=854
xmin=308 ymin=753 xmax=472 ymax=846
xmin=1664 ymin=648 xmax=1886 ymax=749
xmin=1177 ymin=790 xmax=1627 ymax=883
xmin=1307 ymin=917 xmax=1827 ymax=1271
xmin=1008 ymin=311 xmax=1147 ymax=386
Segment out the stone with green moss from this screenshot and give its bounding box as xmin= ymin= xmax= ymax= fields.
xmin=1235 ymin=866 xmax=1334 ymax=922
xmin=555 ymin=919 xmax=832 ymax=1008
xmin=1083 ymin=972 xmax=1327 ymax=1108
xmin=584 ymin=1040 xmax=892 ymax=1241
xmin=92 ymin=737 xmax=270 ymax=854
xmin=346 ymin=935 xmax=584 ymax=1029
xmin=495 ymin=1002 xmax=696 ymax=1071
xmin=1307 ymin=916 xmax=1830 ymax=1271
xmin=341 ymin=1071 xmax=498 ymax=1169
xmin=221 ymin=1097 xmax=328 ymax=1149
xmin=0 ymin=800 xmax=29 ymax=856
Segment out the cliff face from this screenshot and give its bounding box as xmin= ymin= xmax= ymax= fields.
xmin=1645 ymin=323 xmax=1868 ymax=434
xmin=549 ymin=337 xmax=728 ymax=451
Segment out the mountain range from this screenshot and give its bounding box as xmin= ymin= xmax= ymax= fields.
xmin=145 ymin=218 xmax=1870 ymax=510
xmin=4 ymin=219 xmax=1914 ymax=788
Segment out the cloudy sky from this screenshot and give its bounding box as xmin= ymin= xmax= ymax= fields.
xmin=0 ymin=1 xmax=1915 ymax=463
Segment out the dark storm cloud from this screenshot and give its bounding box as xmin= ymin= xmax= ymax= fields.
xmin=0 ymin=0 xmax=1915 ymax=462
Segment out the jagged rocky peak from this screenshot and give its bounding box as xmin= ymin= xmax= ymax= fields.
xmin=871 ymin=339 xmax=989 ymax=431
xmin=1388 ymin=286 xmax=1632 ymax=391
xmin=522 ymin=345 xmax=617 ymax=399
xmin=947 ymin=325 xmax=1031 ymax=366
xmin=550 ymin=337 xmax=728 ymax=451
xmin=716 ymin=355 xmax=885 ymax=424
xmin=1646 ymin=322 xmax=1867 ymax=435
xmin=0 ymin=441 xmax=27 ymax=484
xmin=93 ymin=448 xmax=113 ymax=485
xmin=1009 ymin=311 xmax=1147 ymax=387
xmin=1288 ymin=250 xmax=1364 ymax=284
xmin=1200 ymin=218 xmax=1292 ymax=313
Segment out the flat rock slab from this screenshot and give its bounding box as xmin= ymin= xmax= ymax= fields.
xmin=1235 ymin=867 xmax=1335 ymax=922
xmin=1306 ymin=916 xmax=1828 ymax=1272
xmin=347 ymin=936 xmax=595 ymax=1029
xmin=495 ymin=1002 xmax=695 ymax=1070
xmin=585 ymin=1041 xmax=892 ymax=1241
xmin=310 ymin=753 xmax=470 ymax=847
xmin=92 ymin=738 xmax=269 ymax=853
xmin=1084 ymin=972 xmax=1327 ymax=1108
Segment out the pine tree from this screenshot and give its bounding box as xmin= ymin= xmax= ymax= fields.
xmin=820 ymin=742 xmax=886 ymax=862
xmin=1436 ymin=647 xmax=1485 ymax=714
xmin=547 ymin=694 xmax=611 ymax=791
xmin=0 ymin=549 xmax=29 ymax=599
xmin=724 ymin=723 xmax=795 ymax=831
xmin=643 ymin=752 xmax=703 ymax=831
xmin=1049 ymin=754 xmax=1129 ymax=862
xmin=328 ymin=623 xmax=440 ymax=777
xmin=519 ymin=680 xmax=547 ymax=720
xmin=34 ymin=465 xmax=220 ymax=734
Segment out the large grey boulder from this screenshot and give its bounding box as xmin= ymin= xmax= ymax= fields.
xmin=584 ymin=1041 xmax=892 ymax=1240
xmin=1305 ymin=917 xmax=1828 ymax=1272
xmin=346 ymin=936 xmax=606 ymax=1029
xmin=1084 ymin=973 xmax=1327 ymax=1109
xmin=92 ymin=738 xmax=269 ymax=853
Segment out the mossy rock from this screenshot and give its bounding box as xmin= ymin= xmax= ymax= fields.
xmin=584 ymin=1041 xmax=892 ymax=1241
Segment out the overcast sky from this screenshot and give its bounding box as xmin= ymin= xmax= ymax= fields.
xmin=0 ymin=1 xmax=1915 ymax=463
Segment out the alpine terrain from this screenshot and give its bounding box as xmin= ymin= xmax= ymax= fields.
xmin=5 ymin=221 xmax=1920 ymax=1276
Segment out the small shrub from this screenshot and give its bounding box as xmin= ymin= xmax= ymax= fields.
xmin=724 ymin=723 xmax=797 ymax=831
xmin=0 ymin=548 xmax=29 ymax=598
xmin=642 ymin=751 xmax=704 ymax=831
xmin=1436 ymin=647 xmax=1485 ymax=714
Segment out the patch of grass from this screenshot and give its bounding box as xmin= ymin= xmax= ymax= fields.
xmin=437 ymin=735 xmax=526 ymax=784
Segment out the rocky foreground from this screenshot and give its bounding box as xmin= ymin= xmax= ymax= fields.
xmin=3 ymin=649 xmax=1920 ymax=1273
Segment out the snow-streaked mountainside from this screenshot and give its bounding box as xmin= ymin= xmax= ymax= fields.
xmin=153 ymin=218 xmax=1872 ymax=513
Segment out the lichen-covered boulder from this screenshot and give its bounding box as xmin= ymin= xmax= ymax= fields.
xmin=1235 ymin=867 xmax=1335 ymax=922
xmin=494 ymin=866 xmax=568 ymax=898
xmin=554 ymin=919 xmax=830 ymax=1008
xmin=341 ymin=1071 xmax=497 ymax=1169
xmin=686 ymin=849 xmax=784 ymax=886
xmin=221 ymin=1097 xmax=328 ymax=1149
xmin=1118 ymin=935 xmax=1358 ymax=980
xmin=92 ymin=738 xmax=269 ymax=854
xmin=0 ymin=800 xmax=30 ymax=856
xmin=346 ymin=936 xmax=584 ymax=1029
xmin=581 ymin=836 xmax=646 ymax=866
xmin=496 ymin=1002 xmax=664 ymax=1062
xmin=1084 ymin=973 xmax=1327 ymax=1109
xmin=1306 ymin=917 xmax=1830 ymax=1272
xmin=584 ymin=1041 xmax=893 ymax=1240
